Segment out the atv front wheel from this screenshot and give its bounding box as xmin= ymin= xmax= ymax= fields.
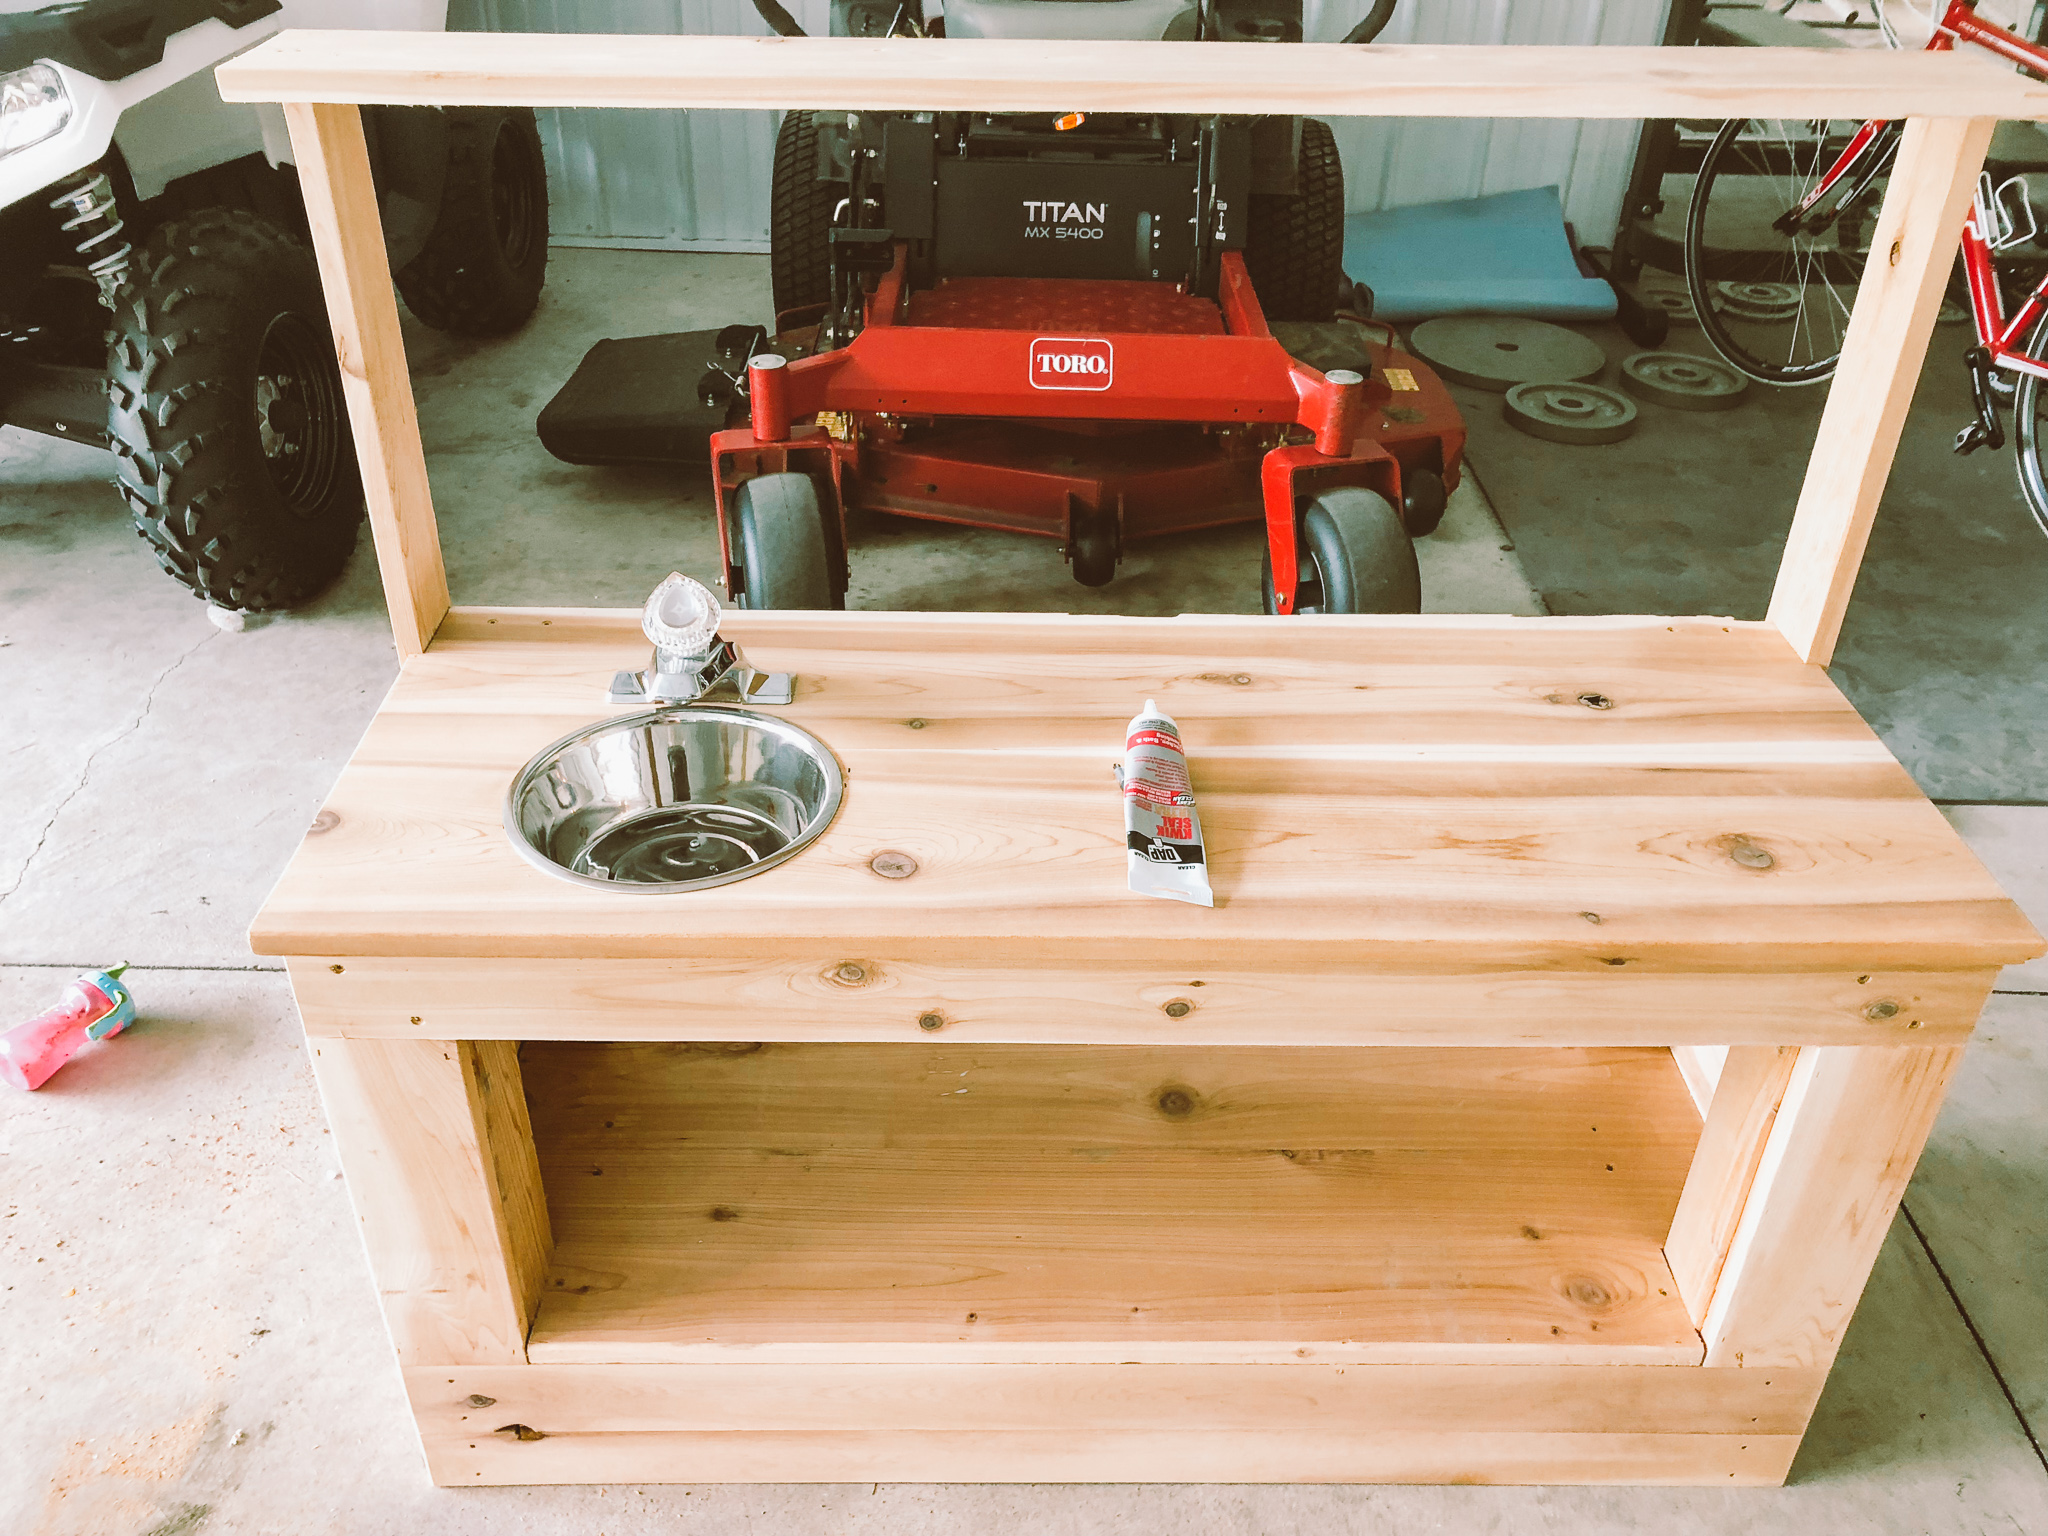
xmin=109 ymin=210 xmax=363 ymax=612
xmin=395 ymin=106 xmax=550 ymax=337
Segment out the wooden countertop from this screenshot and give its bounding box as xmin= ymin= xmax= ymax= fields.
xmin=248 ymin=609 xmax=2043 ymax=972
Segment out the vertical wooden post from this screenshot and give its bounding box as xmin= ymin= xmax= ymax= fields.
xmin=282 ymin=101 xmax=450 ymax=659
xmin=1665 ymin=1045 xmax=1799 ymax=1325
xmin=1700 ymin=1044 xmax=1962 ymax=1369
xmin=307 ymin=1037 xmax=552 ymax=1366
xmin=1768 ymin=116 xmax=1995 ymax=667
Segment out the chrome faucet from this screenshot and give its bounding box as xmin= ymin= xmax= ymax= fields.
xmin=606 ymin=574 xmax=794 ymax=707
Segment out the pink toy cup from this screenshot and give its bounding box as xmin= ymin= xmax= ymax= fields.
xmin=0 ymin=966 xmax=135 ymax=1090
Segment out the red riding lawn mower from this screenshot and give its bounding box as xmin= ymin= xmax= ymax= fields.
xmin=538 ymin=0 xmax=1465 ymax=615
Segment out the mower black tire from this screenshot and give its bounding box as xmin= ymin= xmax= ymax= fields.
xmin=109 ymin=210 xmax=363 ymax=612
xmin=771 ymin=110 xmax=839 ymax=320
xmin=394 ymin=106 xmax=549 ymax=337
xmin=731 ymin=472 xmax=839 ymax=609
xmin=1243 ymin=117 xmax=1346 ymax=323
xmin=1401 ymin=467 xmax=1449 ymax=538
xmin=1068 ymin=506 xmax=1119 ymax=588
xmin=1261 ymin=486 xmax=1419 ymax=615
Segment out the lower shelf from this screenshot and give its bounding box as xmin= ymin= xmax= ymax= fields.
xmin=522 ymin=1041 xmax=1705 ymax=1366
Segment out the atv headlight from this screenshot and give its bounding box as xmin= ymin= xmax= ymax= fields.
xmin=0 ymin=64 xmax=71 ymax=160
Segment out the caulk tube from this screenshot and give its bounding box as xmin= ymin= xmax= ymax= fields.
xmin=1121 ymin=699 xmax=1214 ymax=907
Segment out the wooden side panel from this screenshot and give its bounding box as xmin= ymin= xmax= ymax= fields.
xmin=1665 ymin=1046 xmax=1800 ymax=1326
xmin=468 ymin=1041 xmax=552 ymax=1333
xmin=1702 ymin=1044 xmax=1963 ymax=1368
xmin=403 ymin=1362 xmax=1821 ymax=1486
xmin=284 ymin=956 xmax=1994 ymax=1048
xmin=281 ymin=101 xmax=448 ymax=659
xmin=306 ymin=1037 xmax=542 ymax=1365
xmin=1769 ymin=116 xmax=1996 ymax=666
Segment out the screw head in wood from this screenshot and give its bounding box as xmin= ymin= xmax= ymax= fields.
xmin=918 ymin=1011 xmax=945 ymax=1031
xmin=1864 ymin=999 xmax=1901 ymax=1020
xmin=1162 ymin=998 xmax=1194 ymax=1018
xmin=329 ymin=964 xmax=344 ymax=973
xmin=871 ymin=851 xmax=918 ymax=879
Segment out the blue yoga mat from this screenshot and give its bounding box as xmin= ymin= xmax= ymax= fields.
xmin=1342 ymin=186 xmax=1617 ymax=323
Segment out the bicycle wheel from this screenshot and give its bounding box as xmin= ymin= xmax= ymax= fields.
xmin=1684 ymin=118 xmax=1894 ymax=386
xmin=2010 ymin=312 xmax=2048 ymax=541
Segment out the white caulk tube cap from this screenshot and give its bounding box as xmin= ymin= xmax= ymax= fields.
xmin=643 ymin=571 xmax=722 ymax=657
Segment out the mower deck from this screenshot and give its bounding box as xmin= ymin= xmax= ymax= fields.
xmin=709 ymin=248 xmax=1466 ymax=609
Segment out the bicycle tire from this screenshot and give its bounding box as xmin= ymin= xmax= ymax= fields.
xmin=2010 ymin=311 xmax=2048 ymax=542
xmin=1684 ymin=117 xmax=1891 ymax=387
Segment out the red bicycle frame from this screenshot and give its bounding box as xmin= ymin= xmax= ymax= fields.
xmin=1794 ymin=0 xmax=2048 ymax=376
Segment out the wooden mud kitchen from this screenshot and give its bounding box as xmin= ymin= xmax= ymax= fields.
xmin=224 ymin=32 xmax=2046 ymax=1485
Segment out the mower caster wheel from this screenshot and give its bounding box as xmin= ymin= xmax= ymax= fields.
xmin=731 ymin=472 xmax=841 ymax=610
xmin=1262 ymin=487 xmax=1420 ymax=615
xmin=1067 ymin=506 xmax=1120 ymax=588
xmin=1402 ymin=468 xmax=1448 ymax=538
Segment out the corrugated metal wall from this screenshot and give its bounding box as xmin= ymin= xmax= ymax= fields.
xmin=451 ymin=0 xmax=1670 ymax=250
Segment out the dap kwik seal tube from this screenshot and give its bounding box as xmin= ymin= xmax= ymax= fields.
xmin=1119 ymin=699 xmax=1214 ymax=907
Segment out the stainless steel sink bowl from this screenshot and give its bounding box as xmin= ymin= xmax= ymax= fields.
xmin=505 ymin=707 xmax=844 ymax=893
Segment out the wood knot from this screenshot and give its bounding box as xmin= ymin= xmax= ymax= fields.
xmin=1561 ymin=1274 xmax=1615 ymax=1310
xmin=467 ymin=1394 xmax=496 ymax=1407
xmin=828 ymin=961 xmax=873 ymax=987
xmin=1161 ymin=998 xmax=1194 ymax=1019
xmin=1155 ymin=1086 xmax=1197 ymax=1118
xmin=1576 ymin=692 xmax=1614 ymax=711
xmin=1723 ymin=838 xmax=1775 ymax=870
xmin=917 ymin=1011 xmax=946 ymax=1032
xmin=870 ymin=850 xmax=918 ymax=880
xmin=494 ymin=1424 xmax=546 ymax=1442
xmin=709 ymin=1206 xmax=740 ymax=1222
xmin=308 ymin=809 xmax=340 ymax=835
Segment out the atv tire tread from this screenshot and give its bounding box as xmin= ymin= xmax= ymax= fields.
xmin=109 ymin=209 xmax=363 ymax=612
xmin=394 ymin=107 xmax=549 ymax=337
xmin=1243 ymin=117 xmax=1346 ymax=323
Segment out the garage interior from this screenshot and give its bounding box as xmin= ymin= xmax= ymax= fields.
xmin=5 ymin=2 xmax=2048 ymax=1532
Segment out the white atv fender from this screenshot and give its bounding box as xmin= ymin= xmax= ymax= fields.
xmin=0 ymin=0 xmax=446 ymax=217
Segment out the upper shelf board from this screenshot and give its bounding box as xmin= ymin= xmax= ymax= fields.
xmin=214 ymin=33 xmax=2048 ymax=119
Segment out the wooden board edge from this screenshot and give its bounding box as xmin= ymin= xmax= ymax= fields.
xmin=280 ymin=957 xmax=1995 ymax=1047
xmin=215 ymin=33 xmax=2048 ymax=120
xmin=404 ymin=1361 xmax=1819 ymax=1486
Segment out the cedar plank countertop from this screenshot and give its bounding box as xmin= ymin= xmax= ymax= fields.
xmin=248 ymin=610 xmax=2043 ymax=971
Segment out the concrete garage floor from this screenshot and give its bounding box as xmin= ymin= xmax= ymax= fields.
xmin=3 ymin=247 xmax=2046 ymax=1533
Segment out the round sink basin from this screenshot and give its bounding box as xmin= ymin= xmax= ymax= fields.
xmin=505 ymin=706 xmax=843 ymax=893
